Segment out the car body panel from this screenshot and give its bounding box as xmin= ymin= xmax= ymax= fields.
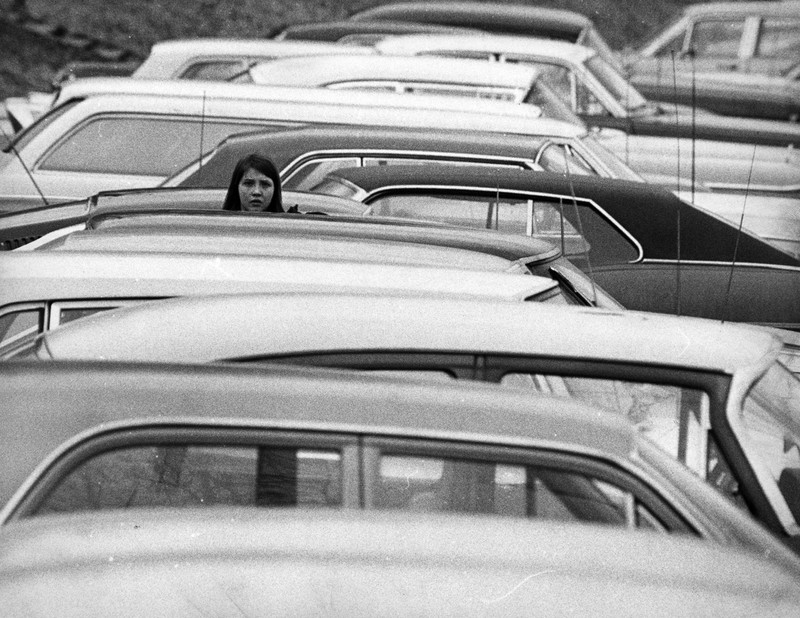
xmin=3 ymin=508 xmax=800 ymax=615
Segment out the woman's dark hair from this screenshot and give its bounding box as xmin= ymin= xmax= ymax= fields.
xmin=223 ymin=153 xmax=283 ymax=212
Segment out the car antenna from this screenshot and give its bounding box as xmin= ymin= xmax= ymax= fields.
xmin=722 ymin=144 xmax=758 ymax=325
xmin=672 ymin=50 xmax=682 ymax=315
xmin=198 ymin=90 xmax=206 ymax=173
xmin=0 ymin=123 xmax=50 ymax=207
xmin=563 ymin=150 xmax=597 ymax=306
xmin=690 ymin=48 xmax=697 ymax=206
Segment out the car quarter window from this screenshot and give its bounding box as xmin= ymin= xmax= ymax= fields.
xmin=0 ymin=307 xmax=42 ymax=354
xmin=364 ymin=191 xmax=639 ymax=265
xmin=20 ymin=430 xmax=353 ymax=519
xmin=756 ymin=18 xmax=800 ymax=58
xmin=689 ymin=20 xmax=745 ymax=58
xmin=364 ymin=439 xmax=689 ymax=532
xmin=499 ymin=374 xmax=711 ymax=478
xmin=180 ymin=60 xmax=251 ymax=81
xmin=38 ymin=116 xmax=284 ymax=177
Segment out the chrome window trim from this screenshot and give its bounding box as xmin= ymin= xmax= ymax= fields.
xmin=361 ymin=184 xmax=645 ymax=263
xmin=281 ymin=149 xmax=541 ymax=181
xmin=640 ymin=258 xmax=800 ymax=272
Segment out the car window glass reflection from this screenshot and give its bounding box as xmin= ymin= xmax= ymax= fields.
xmin=33 ymin=445 xmax=343 ymax=516
xmin=499 ymin=373 xmax=710 ymax=476
xmin=0 ymin=309 xmax=42 ymax=354
xmin=690 ymin=20 xmax=745 ymax=58
xmin=372 ymin=453 xmax=662 ymax=529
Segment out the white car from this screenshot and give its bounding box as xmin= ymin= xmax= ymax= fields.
xmin=0 ymin=77 xmax=580 ymax=211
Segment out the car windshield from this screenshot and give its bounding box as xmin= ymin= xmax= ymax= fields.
xmin=585 ymin=56 xmax=648 ymax=112
xmin=577 ymin=134 xmax=645 ymax=182
xmin=739 ymin=361 xmax=800 ymax=535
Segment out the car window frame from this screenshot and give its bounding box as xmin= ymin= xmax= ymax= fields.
xmin=5 ymin=426 xmax=362 ymax=522
xmin=362 ymin=436 xmax=693 ymax=533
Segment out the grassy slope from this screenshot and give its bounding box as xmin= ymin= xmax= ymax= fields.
xmin=0 ymin=0 xmax=726 ymax=98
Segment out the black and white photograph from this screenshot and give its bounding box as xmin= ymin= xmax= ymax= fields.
xmin=1 ymin=0 xmax=800 ymax=614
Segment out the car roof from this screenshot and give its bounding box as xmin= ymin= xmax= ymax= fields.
xmin=132 ymin=38 xmax=376 ymax=79
xmin=3 ymin=508 xmax=800 ymax=615
xmin=47 ymin=80 xmax=582 ymax=138
xmin=375 ymin=33 xmax=596 ymax=65
xmin=352 ymin=2 xmax=593 ymax=33
xmin=0 ymin=360 xmax=640 ymax=507
xmin=321 ymin=165 xmax=800 ymax=266
xmin=0 ymin=251 xmax=550 ymax=307
xmin=169 ymin=124 xmax=551 ymax=188
xmin=33 ymin=293 xmax=781 ymax=373
xmin=248 ymin=54 xmax=541 ymax=91
xmin=681 ymin=1 xmax=800 ymax=17
xmin=275 ymin=19 xmax=485 ymax=43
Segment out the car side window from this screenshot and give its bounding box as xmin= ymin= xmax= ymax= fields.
xmin=689 ymin=20 xmax=745 ymax=58
xmin=365 ymin=191 xmax=639 ymax=266
xmin=756 ymin=18 xmax=800 ymax=58
xmin=368 ymin=450 xmax=672 ymax=531
xmin=180 ymin=60 xmax=249 ymax=81
xmin=38 ymin=116 xmax=277 ymax=177
xmin=499 ymin=374 xmax=711 ymax=478
xmin=31 ymin=443 xmax=344 ymax=516
xmin=0 ymin=307 xmax=43 ymax=354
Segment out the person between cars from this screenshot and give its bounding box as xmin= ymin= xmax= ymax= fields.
xmin=223 ymin=153 xmax=284 ymax=212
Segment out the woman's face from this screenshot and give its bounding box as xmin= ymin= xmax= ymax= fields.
xmin=238 ymin=167 xmax=275 ymax=211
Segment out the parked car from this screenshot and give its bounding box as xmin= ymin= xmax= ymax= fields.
xmin=246 ymin=54 xmax=579 ymax=124
xmin=0 ymin=248 xmax=561 ymax=356
xmin=0 ymin=187 xmax=622 ymax=311
xmin=377 ymin=34 xmax=799 ymax=143
xmin=164 ymin=123 xmax=642 ymax=191
xmin=12 ymin=294 xmax=800 ymax=550
xmin=294 ymin=164 xmax=800 ymax=329
xmin=131 ymin=38 xmax=376 ymax=81
xmin=3 ymin=508 xmax=800 ymax=616
xmin=624 ymin=1 xmax=800 ymax=120
xmin=160 ymin=124 xmax=799 ymax=255
xmin=2 ymin=358 xmax=800 ymax=574
xmin=349 ymin=1 xmax=623 ymax=71
xmin=0 ymin=77 xmax=578 ymax=212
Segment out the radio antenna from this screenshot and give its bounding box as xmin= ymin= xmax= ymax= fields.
xmin=690 ymin=49 xmax=697 ymax=205
xmin=722 ymin=144 xmax=758 ymax=324
xmin=0 ymin=122 xmax=49 ymax=206
xmin=198 ymin=90 xmax=207 ymax=173
xmin=672 ymin=51 xmax=681 ymax=315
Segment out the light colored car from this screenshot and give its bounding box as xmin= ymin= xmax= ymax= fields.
xmin=2 ymin=359 xmax=800 ymax=576
xmin=131 ymin=38 xmax=376 ymax=81
xmin=374 ymin=33 xmax=800 ymax=195
xmin=13 ymin=292 xmax=800 ymax=551
xmin=3 ymin=508 xmax=800 ymax=616
xmin=625 ymin=1 xmax=800 ymax=120
xmin=0 ymin=77 xmax=579 ymax=212
xmin=0 ymin=187 xmax=621 ymax=309
xmin=247 ymin=53 xmax=566 ymax=112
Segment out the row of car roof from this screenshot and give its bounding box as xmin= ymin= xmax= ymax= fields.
xmin=2 ymin=3 xmax=800 ymax=612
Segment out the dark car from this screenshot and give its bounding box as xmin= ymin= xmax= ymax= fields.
xmin=302 ymin=165 xmax=800 ymax=329
xmin=349 ymin=1 xmax=623 ymax=71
